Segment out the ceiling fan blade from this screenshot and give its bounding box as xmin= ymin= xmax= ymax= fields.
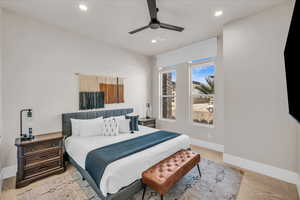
xmin=147 ymin=0 xmax=157 ymax=19
xmin=129 ymin=25 xmax=150 ymax=34
xmin=160 ymin=23 xmax=184 ymax=32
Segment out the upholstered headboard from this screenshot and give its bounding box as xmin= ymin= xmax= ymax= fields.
xmin=62 ymin=108 xmax=134 ymax=138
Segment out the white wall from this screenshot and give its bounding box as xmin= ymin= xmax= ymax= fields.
xmin=223 ymin=3 xmax=297 ymax=171
xmin=0 ymin=8 xmax=3 ymax=191
xmin=156 ymin=38 xmax=217 ymax=67
xmin=152 ymin=36 xmax=224 ymax=146
xmin=1 ymin=10 xmax=152 ymax=168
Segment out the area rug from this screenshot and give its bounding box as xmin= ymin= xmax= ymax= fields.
xmin=16 ymin=158 xmax=242 ymax=200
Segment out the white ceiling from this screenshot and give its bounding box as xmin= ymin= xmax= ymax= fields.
xmin=0 ymin=0 xmax=286 ymax=56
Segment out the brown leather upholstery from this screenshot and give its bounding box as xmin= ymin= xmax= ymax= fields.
xmin=142 ymin=150 xmax=201 ymax=195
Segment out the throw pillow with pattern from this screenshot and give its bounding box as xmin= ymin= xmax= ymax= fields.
xmin=103 ymin=117 xmax=119 ymax=136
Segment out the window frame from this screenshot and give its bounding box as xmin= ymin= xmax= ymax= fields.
xmin=189 ymin=60 xmax=216 ymax=128
xmin=159 ymin=68 xmax=177 ymax=121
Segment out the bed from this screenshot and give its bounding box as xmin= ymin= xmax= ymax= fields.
xmin=62 ymin=108 xmax=190 ymax=200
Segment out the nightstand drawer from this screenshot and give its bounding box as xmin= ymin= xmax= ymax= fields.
xmin=24 ymin=149 xmax=61 ymax=166
xmin=24 ymin=140 xmax=60 ymax=154
xmin=145 ymin=124 xmax=156 ymax=128
xmin=140 ymin=121 xmax=155 ymax=126
xmin=24 ymin=159 xmax=62 ymax=179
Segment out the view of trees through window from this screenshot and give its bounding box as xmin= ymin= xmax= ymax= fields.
xmin=191 ymin=63 xmax=215 ymax=125
xmin=161 ymin=71 xmax=176 ymax=119
xmin=159 ymin=62 xmax=215 ymax=125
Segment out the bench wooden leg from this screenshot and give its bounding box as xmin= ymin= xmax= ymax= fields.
xmin=161 ymin=195 xmax=164 ymax=200
xmin=142 ymin=185 xmax=147 ymax=200
xmin=197 ymin=164 xmax=202 ymax=177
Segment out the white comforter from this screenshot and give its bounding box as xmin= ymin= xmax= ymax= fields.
xmin=65 ymin=126 xmax=190 ymax=196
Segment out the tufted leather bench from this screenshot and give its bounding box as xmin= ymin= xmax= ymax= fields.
xmin=141 ymin=150 xmax=201 ymax=200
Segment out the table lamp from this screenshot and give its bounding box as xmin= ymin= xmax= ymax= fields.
xmin=20 ymin=109 xmax=35 ymax=141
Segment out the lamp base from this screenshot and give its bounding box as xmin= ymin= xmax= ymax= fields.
xmin=20 ymin=134 xmax=35 ymax=141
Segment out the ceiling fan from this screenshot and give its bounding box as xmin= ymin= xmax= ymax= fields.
xmin=129 ymin=0 xmax=184 ymax=34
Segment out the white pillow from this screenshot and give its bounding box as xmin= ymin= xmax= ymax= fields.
xmin=103 ymin=117 xmax=119 ymax=136
xmin=112 ymin=116 xmax=127 ymax=132
xmin=71 ymin=117 xmax=103 ymax=137
xmin=70 ymin=118 xmax=81 ymax=136
xmin=113 ymin=115 xmax=125 ymax=122
xmin=119 ymin=119 xmax=131 ymax=134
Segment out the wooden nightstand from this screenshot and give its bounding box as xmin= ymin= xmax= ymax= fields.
xmin=138 ymin=118 xmax=156 ymax=128
xmin=15 ymin=132 xmax=65 ymax=188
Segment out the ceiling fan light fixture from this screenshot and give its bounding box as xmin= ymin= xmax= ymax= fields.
xmin=214 ymin=10 xmax=223 ymax=17
xmin=129 ymin=0 xmax=184 ymax=34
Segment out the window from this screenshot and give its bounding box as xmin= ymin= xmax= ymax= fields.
xmin=160 ymin=71 xmax=176 ymax=120
xmin=190 ymin=62 xmax=215 ymax=125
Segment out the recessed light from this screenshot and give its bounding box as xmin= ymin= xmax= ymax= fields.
xmin=151 ymin=39 xmax=157 ymax=44
xmin=79 ymin=3 xmax=88 ymax=12
xmin=214 ymin=10 xmax=223 ymax=17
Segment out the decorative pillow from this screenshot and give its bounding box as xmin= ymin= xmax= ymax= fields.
xmin=71 ymin=117 xmax=103 ymax=137
xmin=125 ymin=115 xmax=139 ymax=132
xmin=119 ymin=119 xmax=131 ymax=133
xmin=103 ymin=117 xmax=119 ymax=136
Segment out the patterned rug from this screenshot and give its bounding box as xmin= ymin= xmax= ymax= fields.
xmin=16 ymin=158 xmax=242 ymax=200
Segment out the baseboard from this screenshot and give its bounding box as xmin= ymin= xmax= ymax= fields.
xmin=223 ymin=153 xmax=298 ymax=184
xmin=297 ymin=178 xmax=300 ymax=200
xmin=0 ymin=169 xmax=3 ymax=192
xmin=1 ymin=165 xmax=16 ymax=180
xmin=190 ymin=138 xmax=224 ymax=152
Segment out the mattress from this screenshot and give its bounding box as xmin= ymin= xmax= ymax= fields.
xmin=65 ymin=126 xmax=190 ymax=196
